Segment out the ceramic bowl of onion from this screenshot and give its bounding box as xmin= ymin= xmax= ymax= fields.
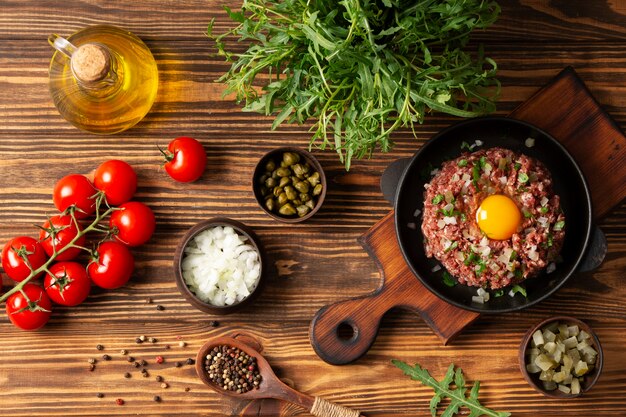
xmin=519 ymin=316 xmax=603 ymax=398
xmin=174 ymin=218 xmax=265 ymax=314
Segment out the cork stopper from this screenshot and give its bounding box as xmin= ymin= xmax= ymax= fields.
xmin=71 ymin=43 xmax=110 ymax=83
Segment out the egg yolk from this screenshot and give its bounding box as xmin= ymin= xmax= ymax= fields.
xmin=476 ymin=194 xmax=521 ymax=240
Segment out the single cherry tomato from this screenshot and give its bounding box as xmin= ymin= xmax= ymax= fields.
xmin=87 ymin=241 xmax=134 ymax=289
xmin=93 ymin=160 xmax=137 ymax=206
xmin=38 ymin=215 xmax=86 ymax=261
xmin=6 ymin=284 xmax=52 ymax=330
xmin=44 ymin=262 xmax=91 ymax=306
xmin=109 ymin=201 xmax=155 ymax=247
xmin=1 ymin=236 xmax=48 ymax=281
xmin=161 ymin=136 xmax=207 ymax=182
xmin=53 ymin=174 xmax=96 ymax=219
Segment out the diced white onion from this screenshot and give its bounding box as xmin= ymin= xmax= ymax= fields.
xmin=540 ymin=196 xmax=549 ymax=206
xmin=471 ymin=295 xmax=485 ymax=304
xmin=414 ymin=208 xmax=422 ymax=217
xmin=430 ymin=168 xmax=440 ymax=176
xmin=181 ymin=226 xmax=261 ymax=307
xmin=455 ymin=252 xmax=465 ymax=261
xmin=407 ymin=222 xmax=416 ymax=230
xmin=475 ymin=139 xmax=484 ymax=146
xmin=461 ymin=173 xmax=471 ymax=181
xmin=443 ymin=216 xmax=457 ymax=225
xmin=431 ymin=264 xmax=442 ymax=272
xmin=546 ymin=263 xmax=556 ymax=274
xmin=437 ymin=219 xmax=446 ymax=229
xmin=525 ymin=137 xmax=536 ymax=148
xmin=499 ymin=176 xmax=508 ymax=185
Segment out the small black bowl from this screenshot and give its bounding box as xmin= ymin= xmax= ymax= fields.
xmin=173 ymin=218 xmax=266 ymax=315
xmin=381 ymin=116 xmax=605 ymax=313
xmin=252 ymin=147 xmax=327 ymax=223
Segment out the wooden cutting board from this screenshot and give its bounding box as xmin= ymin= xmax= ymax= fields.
xmin=309 ymin=67 xmax=626 ymax=365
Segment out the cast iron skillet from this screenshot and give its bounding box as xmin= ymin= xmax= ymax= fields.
xmin=381 ymin=116 xmax=607 ymax=313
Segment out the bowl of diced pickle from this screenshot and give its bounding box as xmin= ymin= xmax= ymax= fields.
xmin=519 ymin=316 xmax=603 ymax=397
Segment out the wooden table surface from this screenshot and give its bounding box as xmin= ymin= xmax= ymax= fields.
xmin=0 ymin=1 xmax=625 ymax=416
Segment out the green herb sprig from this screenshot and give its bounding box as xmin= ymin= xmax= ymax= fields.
xmin=209 ymin=0 xmax=501 ymax=169
xmin=392 ymin=361 xmax=510 ymax=417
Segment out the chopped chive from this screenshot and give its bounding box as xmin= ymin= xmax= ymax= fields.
xmin=445 ymin=241 xmax=459 ymax=253
xmin=509 ymin=250 xmax=518 ymax=261
xmin=553 ymin=220 xmax=565 ymax=231
xmin=494 ymin=290 xmax=504 ymax=297
xmin=514 ymin=162 xmax=522 ymax=170
xmin=442 ymin=272 xmax=457 ymax=287
xmin=539 ymin=206 xmax=549 ymax=214
xmin=509 ymin=284 xmax=527 ymax=297
xmin=518 ymin=172 xmax=529 ymax=184
xmin=457 ymin=159 xmax=468 ymax=167
xmin=472 ymin=164 xmax=481 ymax=186
xmin=460 ymin=141 xmax=471 ymax=150
xmin=432 ymin=194 xmax=444 ymax=204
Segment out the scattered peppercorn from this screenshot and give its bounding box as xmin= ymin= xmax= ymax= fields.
xmin=186 ymin=358 xmax=195 ymax=365
xmin=146 ymin=297 xmax=153 ymax=304
xmin=88 ymin=364 xmax=96 ymax=372
xmin=204 ymin=345 xmax=262 ymax=393
xmin=149 ymin=337 xmax=157 ymax=343
xmin=135 ymin=337 xmax=143 ymax=344
xmin=161 ymin=382 xmax=169 ymax=389
xmin=133 ymin=361 xmax=141 ymax=368
xmin=140 ymin=359 xmax=148 ymax=366
xmin=116 ymin=398 xmax=124 ymax=406
xmin=156 ymin=375 xmax=163 ymax=382
xmin=96 ymin=344 xmax=104 ymax=351
xmin=88 ymin=358 xmax=96 ymax=365
xmin=155 ymin=356 xmax=164 ymax=364
xmin=96 ymin=393 xmax=104 ymax=398
xmin=139 ymin=335 xmax=146 ymax=342
xmin=175 ymin=361 xmax=182 ymax=368
xmin=120 ymin=349 xmax=128 ymax=355
xmin=164 ymin=344 xmax=171 ymax=350
xmin=124 ymin=372 xmax=131 ymax=379
xmin=142 ymin=370 xmax=150 ymax=378
xmin=127 ymin=356 xmax=135 ymax=363
xmin=156 ymin=305 xmax=165 ymax=311
xmin=184 ymin=387 xmax=190 ymax=392
xmin=102 ymin=354 xmax=111 ymax=361
xmin=178 ymin=341 xmax=186 ymax=348
xmin=209 ymin=320 xmax=219 ymax=327
xmin=153 ymin=395 xmax=161 ymax=402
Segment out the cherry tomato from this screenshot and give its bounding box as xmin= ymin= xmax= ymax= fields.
xmin=87 ymin=241 xmax=134 ymax=289
xmin=44 ymin=261 xmax=91 ymax=306
xmin=109 ymin=201 xmax=155 ymax=247
xmin=161 ymin=136 xmax=207 ymax=182
xmin=38 ymin=215 xmax=85 ymax=261
xmin=53 ymin=174 xmax=96 ymax=219
xmin=1 ymin=236 xmax=48 ymax=281
xmin=93 ymin=160 xmax=137 ymax=206
xmin=6 ymin=284 xmax=52 ymax=330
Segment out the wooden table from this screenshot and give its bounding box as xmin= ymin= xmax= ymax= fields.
xmin=0 ymin=1 xmax=625 ymax=416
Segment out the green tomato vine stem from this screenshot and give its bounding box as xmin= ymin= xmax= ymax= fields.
xmin=0 ymin=192 xmax=115 ymax=305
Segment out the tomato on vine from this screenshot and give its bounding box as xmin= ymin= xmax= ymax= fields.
xmin=44 ymin=262 xmax=91 ymax=306
xmin=109 ymin=201 xmax=155 ymax=247
xmin=93 ymin=160 xmax=137 ymax=206
xmin=38 ymin=215 xmax=85 ymax=261
xmin=87 ymin=241 xmax=135 ymax=289
xmin=6 ymin=284 xmax=52 ymax=330
xmin=1 ymin=236 xmax=48 ymax=281
xmin=161 ymin=136 xmax=207 ymax=182
xmin=53 ymin=174 xmax=96 ymax=219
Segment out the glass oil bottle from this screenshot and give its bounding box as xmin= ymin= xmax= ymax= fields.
xmin=48 ymin=25 xmax=158 ymax=135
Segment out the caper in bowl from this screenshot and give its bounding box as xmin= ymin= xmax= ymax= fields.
xmin=252 ymin=147 xmax=326 ymax=223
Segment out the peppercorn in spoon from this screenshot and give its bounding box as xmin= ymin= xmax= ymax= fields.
xmin=196 ymin=336 xmax=363 ymax=417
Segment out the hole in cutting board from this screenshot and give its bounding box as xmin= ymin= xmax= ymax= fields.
xmin=337 ymin=321 xmax=358 ymax=343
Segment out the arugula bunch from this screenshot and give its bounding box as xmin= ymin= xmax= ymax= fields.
xmin=392 ymin=360 xmax=510 ymax=417
xmin=209 ymin=0 xmax=501 ymax=169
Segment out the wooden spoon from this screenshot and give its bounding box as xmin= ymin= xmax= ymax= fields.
xmin=195 ymin=336 xmax=363 ymax=417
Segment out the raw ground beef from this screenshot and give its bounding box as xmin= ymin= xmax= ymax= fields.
xmin=421 ymin=147 xmax=565 ymax=290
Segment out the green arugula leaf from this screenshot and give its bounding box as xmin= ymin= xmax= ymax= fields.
xmin=210 ymin=0 xmax=501 ymax=170
xmin=392 ymin=361 xmax=511 ymax=417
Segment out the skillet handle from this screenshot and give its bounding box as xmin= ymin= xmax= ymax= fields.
xmin=380 ymin=158 xmax=411 ymax=204
xmin=577 ymin=226 xmax=607 ymax=273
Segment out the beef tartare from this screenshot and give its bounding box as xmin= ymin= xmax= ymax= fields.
xmin=421 ymin=147 xmax=565 ymax=290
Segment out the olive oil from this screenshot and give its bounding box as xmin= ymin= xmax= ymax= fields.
xmin=48 ymin=25 xmax=158 ymax=135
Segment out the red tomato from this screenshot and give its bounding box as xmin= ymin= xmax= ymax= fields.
xmin=39 ymin=215 xmax=86 ymax=261
xmin=87 ymin=241 xmax=134 ymax=289
xmin=109 ymin=201 xmax=155 ymax=247
xmin=1 ymin=236 xmax=48 ymax=281
xmin=44 ymin=262 xmax=91 ymax=306
xmin=93 ymin=160 xmax=137 ymax=206
xmin=53 ymin=174 xmax=96 ymax=219
xmin=162 ymin=136 xmax=207 ymax=182
xmin=6 ymin=284 xmax=52 ymax=330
